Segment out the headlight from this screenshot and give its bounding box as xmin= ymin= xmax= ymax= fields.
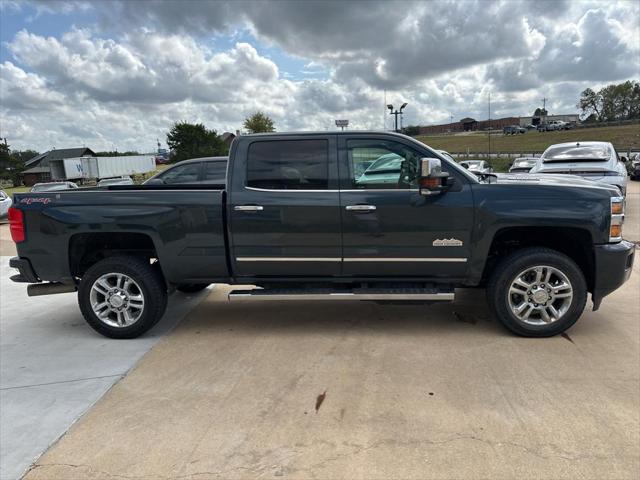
xmin=609 ymin=196 xmax=624 ymax=242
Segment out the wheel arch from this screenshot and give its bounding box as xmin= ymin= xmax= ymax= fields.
xmin=480 ymin=226 xmax=595 ymax=292
xmin=69 ymin=232 xmax=164 ymax=281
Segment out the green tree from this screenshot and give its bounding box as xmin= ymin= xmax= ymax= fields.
xmin=11 ymin=149 xmax=39 ymax=164
xmin=166 ymin=122 xmax=226 ymax=163
xmin=578 ymin=88 xmax=602 ymax=121
xmin=96 ymin=151 xmax=140 ymax=157
xmin=402 ymin=125 xmax=421 ymax=136
xmin=0 ymin=141 xmax=35 ymax=185
xmin=243 ymin=111 xmax=275 ymax=133
xmin=533 ymin=107 xmax=548 ymax=117
xmin=578 ymin=81 xmax=640 ymax=122
xmin=0 ymin=140 xmax=10 ymax=176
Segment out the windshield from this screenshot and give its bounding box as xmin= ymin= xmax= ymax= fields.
xmin=438 ymin=151 xmax=455 ymax=162
xmin=31 ymin=184 xmax=68 ymax=192
xmin=543 ymin=145 xmax=610 ymax=162
xmin=462 ymin=161 xmax=482 ymax=168
xmin=99 ymin=178 xmax=131 ymax=186
xmin=513 ymin=158 xmax=537 ymax=167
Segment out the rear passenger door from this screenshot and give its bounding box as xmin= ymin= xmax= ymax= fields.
xmin=229 ymin=136 xmax=341 ymax=277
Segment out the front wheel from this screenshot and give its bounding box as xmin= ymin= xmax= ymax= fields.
xmin=487 ymin=247 xmax=587 ymax=337
xmin=78 ymin=256 xmax=168 ymax=339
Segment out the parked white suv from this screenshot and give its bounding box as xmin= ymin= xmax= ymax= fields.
xmin=530 ymin=141 xmax=628 ymax=196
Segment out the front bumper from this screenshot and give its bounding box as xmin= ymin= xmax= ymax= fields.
xmin=9 ymin=256 xmax=40 ymax=283
xmin=592 ymin=241 xmax=635 ymax=310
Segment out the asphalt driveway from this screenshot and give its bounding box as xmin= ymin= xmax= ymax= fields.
xmin=19 ymin=182 xmax=640 ymax=479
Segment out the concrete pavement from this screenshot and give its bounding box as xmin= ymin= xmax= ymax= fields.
xmin=21 ymin=182 xmax=640 ymax=479
xmin=0 ymin=253 xmax=210 ymax=480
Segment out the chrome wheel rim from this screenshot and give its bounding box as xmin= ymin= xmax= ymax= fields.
xmin=89 ymin=273 xmax=145 ymax=328
xmin=507 ymin=265 xmax=573 ymax=326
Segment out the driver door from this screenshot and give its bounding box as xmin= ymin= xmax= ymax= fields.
xmin=339 ymin=135 xmax=475 ymax=278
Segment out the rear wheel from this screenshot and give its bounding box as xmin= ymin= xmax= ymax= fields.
xmin=487 ymin=247 xmax=587 ymax=337
xmin=78 ymin=256 xmax=168 ymax=339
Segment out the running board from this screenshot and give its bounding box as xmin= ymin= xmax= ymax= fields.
xmin=228 ymin=288 xmax=454 ymax=302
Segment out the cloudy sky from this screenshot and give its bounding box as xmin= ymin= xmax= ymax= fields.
xmin=1 ymin=0 xmax=638 ymax=152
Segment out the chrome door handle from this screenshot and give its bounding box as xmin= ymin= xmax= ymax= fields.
xmin=234 ymin=205 xmax=264 ymax=212
xmin=345 ymin=205 xmax=376 ymax=212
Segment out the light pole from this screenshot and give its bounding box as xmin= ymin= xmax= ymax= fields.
xmin=387 ymin=103 xmax=407 ymax=133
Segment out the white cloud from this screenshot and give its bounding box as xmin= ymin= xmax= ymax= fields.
xmin=1 ymin=0 xmax=638 ymax=151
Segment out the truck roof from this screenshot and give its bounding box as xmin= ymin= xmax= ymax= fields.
xmin=241 ymin=131 xmax=414 ymax=138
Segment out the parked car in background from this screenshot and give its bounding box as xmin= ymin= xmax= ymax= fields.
xmin=356 ymin=153 xmax=405 ymax=186
xmin=629 ymin=153 xmax=640 ymax=181
xmin=436 ymin=150 xmax=456 ymax=162
xmin=530 ymin=141 xmax=628 ymax=196
xmin=503 ymin=125 xmax=526 ymax=135
xmin=98 ymin=176 xmax=134 ymax=187
xmin=509 ymin=157 xmax=539 ymax=173
xmin=30 ymin=182 xmax=78 ymax=192
xmin=459 ymin=160 xmax=493 ymax=175
xmin=144 ymin=157 xmax=227 ymax=185
xmin=0 ymin=190 xmax=12 ymax=218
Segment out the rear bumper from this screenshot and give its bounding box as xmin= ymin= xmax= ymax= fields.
xmin=592 ymin=241 xmax=635 ymax=310
xmin=9 ymin=256 xmax=40 ymax=283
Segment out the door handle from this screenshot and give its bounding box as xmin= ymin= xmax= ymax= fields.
xmin=234 ymin=205 xmax=264 ymax=212
xmin=345 ymin=205 xmax=376 ymax=212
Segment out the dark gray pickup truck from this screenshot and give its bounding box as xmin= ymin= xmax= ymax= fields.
xmin=8 ymin=132 xmax=635 ymax=338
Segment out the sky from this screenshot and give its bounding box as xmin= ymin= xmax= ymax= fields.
xmin=0 ymin=0 xmax=638 ymax=152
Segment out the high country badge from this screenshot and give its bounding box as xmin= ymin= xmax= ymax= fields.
xmin=433 ymin=238 xmax=463 ymax=247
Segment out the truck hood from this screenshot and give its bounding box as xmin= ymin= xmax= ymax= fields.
xmin=488 ymin=173 xmax=620 ymax=193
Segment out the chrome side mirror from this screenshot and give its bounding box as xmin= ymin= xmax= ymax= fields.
xmin=419 ymin=158 xmax=450 ymax=196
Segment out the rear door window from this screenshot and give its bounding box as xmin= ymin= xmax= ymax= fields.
xmin=204 ymin=161 xmax=227 ymax=183
xmin=159 ymin=163 xmax=202 ymax=184
xmin=246 ymin=140 xmax=328 ymax=190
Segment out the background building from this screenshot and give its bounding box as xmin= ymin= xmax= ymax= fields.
xmin=22 ymin=148 xmax=95 ymax=186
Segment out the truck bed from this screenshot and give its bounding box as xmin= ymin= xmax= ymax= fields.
xmin=13 ymin=185 xmax=229 ymax=285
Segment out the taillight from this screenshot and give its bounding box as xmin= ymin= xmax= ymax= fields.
xmin=8 ymin=207 xmax=25 ymax=243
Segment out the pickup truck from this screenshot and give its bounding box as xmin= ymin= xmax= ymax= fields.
xmin=8 ymin=132 xmax=635 ymax=339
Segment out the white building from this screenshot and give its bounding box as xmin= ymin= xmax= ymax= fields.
xmin=519 ymin=114 xmax=580 ymax=127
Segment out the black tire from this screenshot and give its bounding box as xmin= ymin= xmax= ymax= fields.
xmin=486 ymin=247 xmax=587 ymax=337
xmin=176 ymin=283 xmax=210 ymax=293
xmin=78 ymin=256 xmax=168 ymax=339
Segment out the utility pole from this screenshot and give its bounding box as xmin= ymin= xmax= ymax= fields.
xmin=488 ymin=92 xmax=491 ymax=158
xmin=383 ymin=89 xmax=387 ymax=131
xmin=450 ymin=113 xmax=454 ymax=133
xmin=541 ymin=97 xmax=548 ymax=116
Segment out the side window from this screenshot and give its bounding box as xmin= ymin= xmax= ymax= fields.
xmin=247 ymin=140 xmax=328 ymax=190
xmin=348 ymin=139 xmax=425 ymax=189
xmin=159 ymin=163 xmax=201 ymax=184
xmin=204 ymin=161 xmax=227 ymax=183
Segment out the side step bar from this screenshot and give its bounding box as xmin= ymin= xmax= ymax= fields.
xmin=228 ymin=288 xmax=454 ymax=302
